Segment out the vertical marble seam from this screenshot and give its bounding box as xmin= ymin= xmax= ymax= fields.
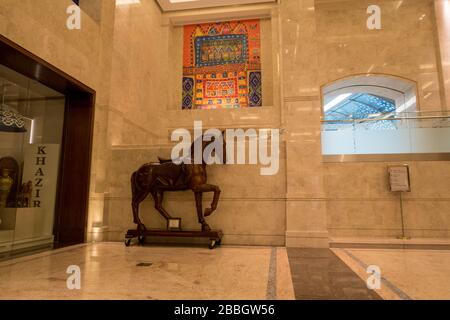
xmin=342 ymin=249 xmax=412 ymax=301
xmin=266 ymin=247 xmax=277 ymax=300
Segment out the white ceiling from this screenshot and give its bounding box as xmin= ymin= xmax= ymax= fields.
xmin=156 ymin=0 xmax=276 ymax=12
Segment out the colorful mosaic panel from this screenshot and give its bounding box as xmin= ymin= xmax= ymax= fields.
xmin=195 ymin=34 xmax=248 ymax=67
xmin=182 ymin=77 xmax=194 ymax=109
xmin=248 ymin=71 xmax=262 ymax=107
xmin=183 ymin=20 xmax=261 ymax=110
xmin=193 ymin=72 xmax=247 ymax=109
xmin=204 ymin=79 xmax=237 ymax=99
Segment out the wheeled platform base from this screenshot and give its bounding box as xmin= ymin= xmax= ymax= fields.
xmin=124 ymin=229 xmax=223 ymax=249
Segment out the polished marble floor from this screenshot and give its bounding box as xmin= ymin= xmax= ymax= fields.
xmin=333 ymin=248 xmax=450 ymax=300
xmin=0 ymin=243 xmax=449 ymax=300
xmin=287 ymin=248 xmax=381 ymax=300
xmin=0 ymin=243 xmax=294 ymax=300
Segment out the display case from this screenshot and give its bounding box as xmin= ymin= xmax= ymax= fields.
xmin=0 ymin=65 xmax=65 ymax=259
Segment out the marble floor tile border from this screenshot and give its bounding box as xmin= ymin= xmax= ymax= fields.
xmin=331 ymin=243 xmax=450 ymax=250
xmin=334 ymin=249 xmax=412 ymax=301
xmin=330 ymin=237 xmax=450 ymax=250
xmin=276 ymin=248 xmax=295 ymax=300
xmin=266 ymin=247 xmax=277 ymax=300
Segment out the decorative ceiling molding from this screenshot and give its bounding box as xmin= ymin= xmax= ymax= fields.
xmin=156 ymin=0 xmax=276 ymax=12
xmin=165 ymin=6 xmax=273 ymax=26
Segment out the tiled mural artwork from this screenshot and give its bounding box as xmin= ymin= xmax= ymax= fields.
xmin=182 ymin=20 xmax=262 ymax=109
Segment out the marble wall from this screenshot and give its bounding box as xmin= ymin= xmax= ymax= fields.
xmin=321 ymin=0 xmax=450 ymax=241
xmin=0 ymin=0 xmax=117 ymax=242
xmin=1 ymin=0 xmax=450 ymax=247
xmin=101 ymin=2 xmax=286 ymax=245
xmin=315 ymin=0 xmax=443 ymax=110
xmin=434 ymin=0 xmax=450 ymax=109
xmin=282 ymin=0 xmax=450 ymax=246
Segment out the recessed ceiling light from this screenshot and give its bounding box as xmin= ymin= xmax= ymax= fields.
xmin=169 ymin=0 xmax=200 ymax=3
xmin=157 ymin=0 xmax=276 ymax=12
xmin=116 ymin=0 xmax=140 ymax=5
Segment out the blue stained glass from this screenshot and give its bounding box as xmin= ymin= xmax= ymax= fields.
xmin=324 ymin=93 xmax=397 ymax=130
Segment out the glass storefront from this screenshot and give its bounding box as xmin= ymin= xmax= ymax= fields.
xmin=0 ymin=64 xmax=65 ymax=259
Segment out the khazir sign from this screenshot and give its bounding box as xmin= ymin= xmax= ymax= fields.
xmin=33 ymin=145 xmax=47 ymax=208
xmin=22 ymin=144 xmax=60 ymax=210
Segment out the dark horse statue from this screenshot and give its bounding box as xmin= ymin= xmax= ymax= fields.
xmin=131 ymin=136 xmax=223 ymax=232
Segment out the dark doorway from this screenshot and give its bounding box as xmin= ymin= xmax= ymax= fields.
xmin=0 ymin=34 xmax=95 ymax=246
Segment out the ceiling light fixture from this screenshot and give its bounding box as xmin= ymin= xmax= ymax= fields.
xmin=116 ymin=0 xmax=140 ymax=6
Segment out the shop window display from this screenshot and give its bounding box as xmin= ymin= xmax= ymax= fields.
xmin=0 ymin=65 xmax=65 ymax=257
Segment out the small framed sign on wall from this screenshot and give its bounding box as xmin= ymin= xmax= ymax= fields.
xmin=388 ymin=165 xmax=411 ymax=192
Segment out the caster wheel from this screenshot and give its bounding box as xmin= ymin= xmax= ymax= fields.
xmin=216 ymin=239 xmax=222 ymax=246
xmin=138 ymin=236 xmax=145 ymax=245
xmin=124 ymin=238 xmax=132 ymax=247
xmin=209 ymin=239 xmax=217 ymax=250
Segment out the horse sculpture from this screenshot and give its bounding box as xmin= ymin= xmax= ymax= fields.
xmin=130 ymin=135 xmax=224 ymax=233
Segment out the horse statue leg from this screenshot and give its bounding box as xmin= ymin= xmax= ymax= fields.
xmin=151 ymin=191 xmax=172 ymax=220
xmin=131 ymin=172 xmax=149 ymax=231
xmin=194 ymin=191 xmax=211 ymax=232
xmin=194 ymin=184 xmax=221 ymax=217
xmin=131 ymin=190 xmax=149 ymax=231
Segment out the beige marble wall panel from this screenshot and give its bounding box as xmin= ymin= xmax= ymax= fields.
xmin=0 ymin=0 xmax=108 ymax=91
xmin=434 ymin=0 xmax=450 ymax=109
xmin=324 ymin=160 xmax=450 ymax=238
xmin=406 ymin=161 xmax=450 ymax=198
xmin=282 ymin=0 xmax=319 ymax=98
xmin=108 ymin=0 xmax=166 ymax=146
xmin=87 ymin=0 xmax=167 ymax=241
xmin=280 ymin=0 xmax=329 ymax=247
xmin=105 ymin=198 xmax=286 ymax=245
xmin=403 ymin=199 xmax=450 ymax=237
xmin=324 ymin=163 xmax=396 ymax=199
xmin=327 ymin=199 xmax=403 ymax=238
xmin=286 ymin=200 xmax=328 ymax=233
xmin=315 ymin=0 xmax=443 ymax=110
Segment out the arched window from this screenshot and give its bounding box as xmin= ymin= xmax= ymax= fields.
xmin=321 ymin=74 xmax=425 ymax=157
xmin=323 ymin=74 xmax=417 ymax=115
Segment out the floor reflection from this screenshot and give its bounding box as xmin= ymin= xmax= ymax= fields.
xmin=0 ymin=243 xmax=294 ymax=300
xmin=287 ymin=248 xmax=381 ymax=300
